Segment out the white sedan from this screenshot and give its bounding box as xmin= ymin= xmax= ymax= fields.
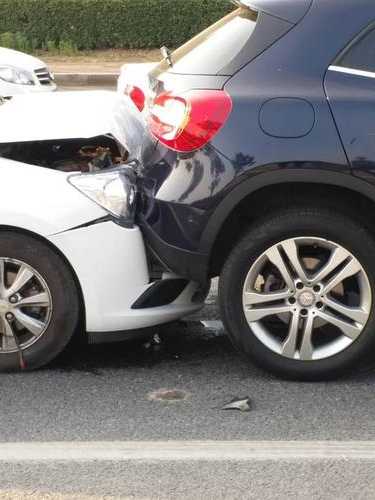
xmin=0 ymin=47 xmax=56 ymax=97
xmin=0 ymin=91 xmax=206 ymax=371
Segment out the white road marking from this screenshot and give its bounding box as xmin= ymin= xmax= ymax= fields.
xmin=1 ymin=441 xmax=375 ymax=462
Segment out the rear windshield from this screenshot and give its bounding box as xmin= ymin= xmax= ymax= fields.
xmin=153 ymin=7 xmax=292 ymax=77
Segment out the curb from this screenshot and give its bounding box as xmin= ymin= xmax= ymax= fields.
xmin=55 ymin=72 xmax=119 ymax=86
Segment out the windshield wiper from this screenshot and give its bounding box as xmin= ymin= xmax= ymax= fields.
xmin=160 ymin=46 xmax=173 ymax=67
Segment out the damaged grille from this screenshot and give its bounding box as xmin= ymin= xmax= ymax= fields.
xmin=34 ymin=67 xmax=54 ymax=86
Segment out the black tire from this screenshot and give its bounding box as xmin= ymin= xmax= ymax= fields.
xmin=0 ymin=232 xmax=80 ymax=372
xmin=219 ymin=207 xmax=375 ymax=381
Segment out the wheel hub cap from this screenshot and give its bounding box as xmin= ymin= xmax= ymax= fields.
xmin=242 ymin=237 xmax=372 ymax=361
xmin=0 ymin=258 xmax=52 ymax=354
xmin=298 ymin=290 xmax=315 ymax=307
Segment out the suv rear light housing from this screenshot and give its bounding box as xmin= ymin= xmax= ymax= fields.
xmin=148 ymin=89 xmax=232 ymax=153
xmin=125 ymin=85 xmax=146 ymax=112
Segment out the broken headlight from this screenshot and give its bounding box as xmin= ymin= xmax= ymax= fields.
xmin=68 ymin=166 xmax=137 ymax=226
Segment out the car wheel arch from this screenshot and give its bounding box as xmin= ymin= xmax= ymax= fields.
xmin=0 ymin=224 xmax=86 ymax=332
xmin=203 ymin=167 xmax=375 ymax=277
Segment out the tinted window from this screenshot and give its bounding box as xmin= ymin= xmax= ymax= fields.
xmin=153 ymin=7 xmax=292 ymax=77
xmin=337 ymin=27 xmax=375 ymax=72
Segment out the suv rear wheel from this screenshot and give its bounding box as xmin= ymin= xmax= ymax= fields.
xmin=219 ymin=208 xmax=375 ymax=380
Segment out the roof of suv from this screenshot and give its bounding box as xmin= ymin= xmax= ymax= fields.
xmin=241 ymin=0 xmax=375 ymax=25
xmin=240 ymin=0 xmax=312 ymax=24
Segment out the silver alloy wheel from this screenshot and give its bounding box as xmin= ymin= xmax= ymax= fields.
xmin=242 ymin=237 xmax=372 ymax=361
xmin=0 ymin=258 xmax=52 ymax=353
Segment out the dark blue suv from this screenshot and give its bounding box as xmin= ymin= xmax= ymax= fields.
xmin=127 ymin=0 xmax=375 ymax=380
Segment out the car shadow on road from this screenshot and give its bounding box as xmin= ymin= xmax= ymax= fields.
xmin=48 ymin=320 xmax=241 ymax=375
xmin=45 ymin=319 xmax=375 ymax=383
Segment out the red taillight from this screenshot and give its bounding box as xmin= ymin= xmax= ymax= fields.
xmin=148 ymin=89 xmax=232 ymax=153
xmin=125 ymin=85 xmax=145 ymax=112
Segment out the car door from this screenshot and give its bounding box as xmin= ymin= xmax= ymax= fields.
xmin=324 ymin=25 xmax=375 ymax=184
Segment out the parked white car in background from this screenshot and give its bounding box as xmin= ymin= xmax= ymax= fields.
xmin=0 ymin=47 xmax=56 ymax=97
xmin=0 ymin=90 xmax=206 ymax=372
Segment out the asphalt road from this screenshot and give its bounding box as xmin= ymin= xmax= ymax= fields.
xmin=3 ymin=305 xmax=375 ymax=444
xmin=1 ymin=460 xmax=375 ymax=499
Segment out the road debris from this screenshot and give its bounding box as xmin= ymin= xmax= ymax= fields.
xmin=148 ymin=389 xmax=190 ymax=402
xmin=222 ymin=397 xmax=252 ymax=412
xmin=143 ymin=333 xmax=162 ymax=350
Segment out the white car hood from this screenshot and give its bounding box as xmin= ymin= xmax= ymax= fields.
xmin=0 ymin=47 xmax=46 ymax=71
xmin=0 ymin=90 xmax=146 ymax=154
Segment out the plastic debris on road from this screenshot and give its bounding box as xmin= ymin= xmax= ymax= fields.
xmin=222 ymin=397 xmax=252 ymax=412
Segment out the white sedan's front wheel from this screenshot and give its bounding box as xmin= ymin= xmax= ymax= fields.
xmin=0 ymin=232 xmax=80 ymax=371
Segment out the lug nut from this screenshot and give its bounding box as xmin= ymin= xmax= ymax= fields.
xmin=288 ymin=297 xmax=296 ymax=305
xmin=9 ymin=295 xmax=18 ymax=304
xmin=301 ymin=308 xmax=308 ymax=317
xmin=313 ymin=285 xmax=321 ymax=293
xmin=316 ymin=302 xmax=323 ymax=309
xmin=5 ymin=313 xmax=14 ymax=321
xmin=296 ymin=282 xmax=304 ymax=290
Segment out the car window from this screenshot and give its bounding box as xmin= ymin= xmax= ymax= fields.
xmin=153 ymin=7 xmax=292 ymax=77
xmin=336 ymin=27 xmax=375 ymax=73
xmin=169 ymin=8 xmax=258 ymax=75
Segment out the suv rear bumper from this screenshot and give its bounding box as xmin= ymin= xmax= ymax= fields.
xmin=139 ymin=216 xmax=209 ymax=284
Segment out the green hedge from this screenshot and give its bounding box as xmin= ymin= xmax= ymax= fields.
xmin=0 ymin=0 xmax=233 ymax=51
